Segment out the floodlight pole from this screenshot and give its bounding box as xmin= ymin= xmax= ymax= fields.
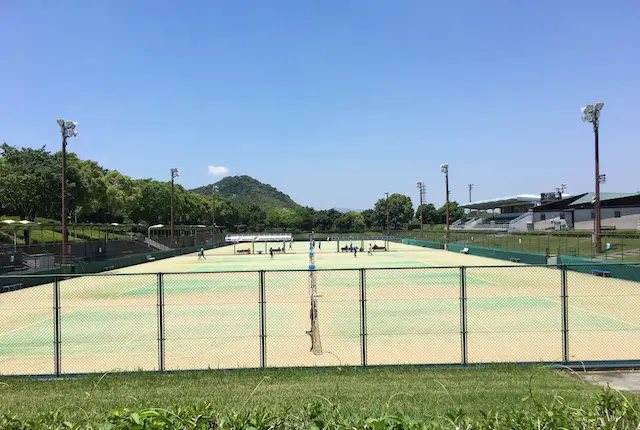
xmin=468 ymin=183 xmax=474 ymax=218
xmin=385 ymin=192 xmax=390 ymax=236
xmin=441 ymin=164 xmax=450 ymax=243
xmin=58 ymin=119 xmax=77 ymax=261
xmin=170 ymin=168 xmax=179 ymax=248
xmin=211 ymin=185 xmax=219 ymax=231
xmin=416 ymin=182 xmax=425 ymax=239
xmin=581 ymin=103 xmax=603 ymax=254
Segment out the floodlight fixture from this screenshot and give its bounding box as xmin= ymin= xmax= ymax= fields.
xmin=171 ymin=168 xmax=179 ymax=178
xmin=57 ymin=119 xmax=64 ymax=126
xmin=440 ymin=163 xmax=449 ymax=174
xmin=580 ymin=101 xmax=605 ymax=253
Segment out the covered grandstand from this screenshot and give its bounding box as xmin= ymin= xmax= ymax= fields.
xmin=455 ymin=194 xmax=541 ymax=232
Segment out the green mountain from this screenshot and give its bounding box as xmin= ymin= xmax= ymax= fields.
xmin=191 ymin=175 xmax=301 ymax=209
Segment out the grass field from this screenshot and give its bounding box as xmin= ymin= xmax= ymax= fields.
xmin=1 ymin=241 xmax=640 ymax=376
xmin=0 ymin=366 xmax=630 ymax=423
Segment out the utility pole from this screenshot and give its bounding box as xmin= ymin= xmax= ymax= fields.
xmin=416 ymin=182 xmax=425 ymax=239
xmin=211 ymin=184 xmax=219 ymax=229
xmin=581 ymin=103 xmax=604 ymax=254
xmin=468 ymin=183 xmax=474 ymax=218
xmin=441 ymin=164 xmax=450 ymax=243
xmin=385 ymin=192 xmax=390 ymax=236
xmin=57 ymin=119 xmax=78 ymax=261
xmin=170 ymin=168 xmax=179 ymax=248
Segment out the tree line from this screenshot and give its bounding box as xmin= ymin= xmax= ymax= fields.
xmin=0 ymin=143 xmax=465 ymax=233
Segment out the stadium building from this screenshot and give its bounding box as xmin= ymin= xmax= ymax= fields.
xmin=455 ymin=191 xmax=640 ymax=232
xmin=532 ymin=192 xmax=640 ymax=231
xmin=454 ymin=194 xmax=541 ymax=232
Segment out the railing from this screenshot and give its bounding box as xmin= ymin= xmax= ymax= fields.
xmin=144 ymin=237 xmax=170 ymax=251
xmin=1 ymin=263 xmax=639 ymax=376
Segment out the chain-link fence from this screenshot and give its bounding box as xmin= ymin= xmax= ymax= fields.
xmin=392 ymin=231 xmax=640 ymax=263
xmin=1 ymin=263 xmax=639 ymax=376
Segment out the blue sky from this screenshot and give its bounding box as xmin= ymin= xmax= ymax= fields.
xmin=1 ymin=1 xmax=638 ymax=210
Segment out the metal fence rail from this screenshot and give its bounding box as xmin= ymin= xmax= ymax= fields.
xmin=1 ymin=264 xmax=639 ymax=376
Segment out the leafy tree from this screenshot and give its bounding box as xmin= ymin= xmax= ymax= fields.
xmin=313 ymin=209 xmax=341 ymax=232
xmin=373 ymin=194 xmax=414 ymax=230
xmin=360 ymin=209 xmax=375 ymax=229
xmin=334 ymin=211 xmax=366 ymax=233
xmin=416 ymin=203 xmax=437 ymax=225
xmin=435 ymin=201 xmax=465 ymax=224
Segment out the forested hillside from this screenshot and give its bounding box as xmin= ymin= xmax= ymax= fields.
xmin=191 ymin=175 xmax=300 ymax=209
xmin=0 ymin=143 xmax=464 ymax=233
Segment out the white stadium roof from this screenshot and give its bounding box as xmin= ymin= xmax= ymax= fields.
xmin=460 ymin=194 xmax=541 ymax=210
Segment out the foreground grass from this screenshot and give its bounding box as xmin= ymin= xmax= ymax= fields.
xmin=0 ymin=366 xmax=632 ymax=424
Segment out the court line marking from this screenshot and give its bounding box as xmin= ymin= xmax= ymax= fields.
xmin=542 ymin=297 xmax=640 ymax=330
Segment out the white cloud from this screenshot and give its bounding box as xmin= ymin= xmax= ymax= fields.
xmin=207 ymin=165 xmax=229 ymax=176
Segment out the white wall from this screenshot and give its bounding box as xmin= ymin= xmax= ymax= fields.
xmin=573 ymin=207 xmax=640 ymax=230
xmin=533 ymin=211 xmax=562 ymax=230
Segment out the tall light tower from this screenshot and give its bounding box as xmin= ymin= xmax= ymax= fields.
xmin=211 ymin=184 xmax=219 ymax=228
xmin=170 ymin=168 xmax=179 ymax=247
xmin=440 ymin=164 xmax=450 ymax=242
xmin=57 ymin=119 xmax=78 ymax=261
xmin=385 ymin=192 xmax=390 ymax=236
xmin=468 ymin=183 xmax=474 ymax=218
xmin=416 ymin=182 xmax=426 ymax=239
xmin=581 ymin=102 xmax=604 ymax=253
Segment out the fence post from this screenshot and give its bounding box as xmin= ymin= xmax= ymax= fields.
xmin=259 ymin=270 xmax=266 ymax=368
xmin=561 ymin=266 xmax=569 ymax=362
xmin=53 ymin=276 xmax=62 ymax=376
xmin=459 ymin=267 xmax=468 ymax=365
xmin=157 ymin=273 xmax=165 ymax=372
xmin=621 ymin=236 xmax=624 ymax=262
xmin=359 ymin=268 xmax=367 ymax=367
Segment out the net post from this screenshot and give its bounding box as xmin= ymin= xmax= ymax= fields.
xmin=459 ymin=266 xmax=468 ymax=365
xmin=359 ymin=268 xmax=367 ymax=367
xmin=561 ymin=265 xmax=569 ymax=362
xmin=252 ymin=241 xmax=255 ymax=255
xmin=53 ymin=275 xmax=61 ymax=376
xmin=157 ymin=273 xmax=166 ymax=372
xmin=259 ymin=270 xmax=266 ymax=367
xmin=233 ymin=243 xmax=236 ymax=254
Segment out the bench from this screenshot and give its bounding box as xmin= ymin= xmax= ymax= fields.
xmin=601 ymin=225 xmax=616 ymax=231
xmin=592 ymin=269 xmax=611 ymax=278
xmin=567 ymin=249 xmax=577 ymax=256
xmin=509 ymin=258 xmax=520 ymax=263
xmin=1 ymin=283 xmax=23 ymax=293
xmin=460 ymin=248 xmax=469 ymax=254
xmin=272 ymin=248 xmax=282 ymax=253
xmin=146 ymin=255 xmax=155 ymax=262
xmin=372 ymin=246 xmax=386 ymax=252
xmin=237 ymin=248 xmax=251 ymax=254
xmin=103 ymin=265 xmax=115 ymax=271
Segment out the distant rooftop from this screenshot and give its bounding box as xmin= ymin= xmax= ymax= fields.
xmin=568 ymin=192 xmax=640 ymax=206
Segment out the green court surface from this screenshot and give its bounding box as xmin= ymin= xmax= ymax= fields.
xmin=1 ymin=241 xmax=639 ymax=375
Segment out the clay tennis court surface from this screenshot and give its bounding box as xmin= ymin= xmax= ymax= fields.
xmin=1 ymin=241 xmax=639 ymax=375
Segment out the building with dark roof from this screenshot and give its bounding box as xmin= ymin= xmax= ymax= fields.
xmin=532 ymin=192 xmax=640 ymax=231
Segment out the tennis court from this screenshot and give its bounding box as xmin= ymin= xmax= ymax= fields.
xmin=1 ymin=241 xmax=639 ymax=375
